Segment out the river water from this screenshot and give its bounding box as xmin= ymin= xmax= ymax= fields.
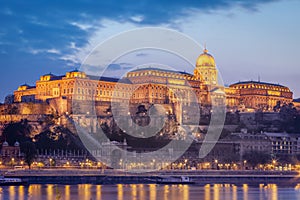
xmin=1 ymin=183 xmax=300 ymax=200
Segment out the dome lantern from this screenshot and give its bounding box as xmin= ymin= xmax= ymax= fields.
xmin=2 ymin=141 xmax=9 ymax=147
xmin=14 ymin=141 xmax=20 ymax=147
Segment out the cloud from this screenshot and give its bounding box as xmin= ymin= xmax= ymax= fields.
xmin=28 ymin=48 xmax=43 ymax=55
xmin=46 ymin=48 xmax=61 ymax=54
xmin=28 ymin=48 xmax=61 ymax=55
xmin=1 ymin=7 xmax=13 ymax=16
xmin=107 ymin=64 xmax=122 ymax=70
xmin=119 ymin=62 xmax=133 ymax=69
xmin=69 ymin=21 xmax=93 ymax=31
xmin=130 ymin=15 xmax=144 ymax=23
xmin=136 ymin=52 xmax=148 ymax=57
xmin=27 ymin=16 xmax=49 ymax=27
xmin=59 ymin=54 xmax=80 ymax=64
xmin=69 ymin=42 xmax=81 ymax=51
xmin=0 ymin=50 xmax=7 ymax=54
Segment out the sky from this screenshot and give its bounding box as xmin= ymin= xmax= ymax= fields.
xmin=0 ymin=0 xmax=299 ymax=102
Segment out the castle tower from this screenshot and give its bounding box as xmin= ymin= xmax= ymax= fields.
xmin=194 ymin=48 xmax=218 ymax=86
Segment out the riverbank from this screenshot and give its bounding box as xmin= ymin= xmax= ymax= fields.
xmin=1 ymin=169 xmax=300 ymax=186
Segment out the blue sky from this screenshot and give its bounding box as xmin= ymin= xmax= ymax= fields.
xmin=0 ymin=0 xmax=299 ymax=102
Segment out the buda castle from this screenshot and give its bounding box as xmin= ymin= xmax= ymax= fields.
xmin=14 ymin=48 xmax=293 ymax=117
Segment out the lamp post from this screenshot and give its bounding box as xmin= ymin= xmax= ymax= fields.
xmin=272 ymin=159 xmax=277 ymax=170
xmin=11 ymin=158 xmax=15 ymax=167
xmin=243 ymin=160 xmax=247 ymax=170
xmin=214 ymin=159 xmax=218 ymax=170
xmin=184 ymin=159 xmax=188 ymax=169
xmin=49 ymin=158 xmax=53 ymax=168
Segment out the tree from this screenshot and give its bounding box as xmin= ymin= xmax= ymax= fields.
xmin=34 ymin=126 xmax=86 ymax=150
xmin=1 ymin=121 xmax=32 ymax=145
xmin=225 ymin=111 xmax=240 ymax=125
xmin=219 ymin=128 xmax=231 ymax=139
xmin=279 ymin=103 xmax=299 ymax=133
xmin=273 ymin=101 xmax=281 ymax=112
xmin=4 ymin=94 xmax=14 ymax=104
xmin=243 ymin=150 xmax=270 ymax=169
xmin=21 ymin=141 xmax=37 ymax=169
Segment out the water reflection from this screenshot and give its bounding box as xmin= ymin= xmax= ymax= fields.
xmin=204 ymin=184 xmax=210 ymax=200
xmin=118 ymin=184 xmax=123 ymax=200
xmin=163 ymin=185 xmax=169 ymax=200
xmin=232 ymin=185 xmax=237 ymax=200
xmin=182 ymin=185 xmax=189 ymax=200
xmin=243 ymin=184 xmax=248 ymax=200
xmin=264 ymin=184 xmax=278 ymax=200
xmin=130 ymin=184 xmax=137 ymax=200
xmin=65 ymin=185 xmax=70 ymax=200
xmin=139 ymin=184 xmax=146 ymax=200
xmin=46 ymin=184 xmax=54 ymax=200
xmin=149 ymin=183 xmax=156 ymax=200
xmin=78 ymin=184 xmax=92 ymax=200
xmin=8 ymin=186 xmax=15 ymax=200
xmin=96 ymin=185 xmax=102 ymax=200
xmin=213 ymin=184 xmax=220 ymax=200
xmin=18 ymin=186 xmax=24 ymax=200
xmin=0 ymin=183 xmax=299 ymax=199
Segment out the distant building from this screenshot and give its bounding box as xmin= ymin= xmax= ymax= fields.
xmin=227 ymin=81 xmax=293 ymax=111
xmin=232 ymin=132 xmax=272 ymax=155
xmin=293 ymin=99 xmax=300 ymax=110
xmin=233 ymin=131 xmax=300 ymax=156
xmin=15 ymin=84 xmax=37 ymax=103
xmin=264 ymin=132 xmax=300 ymax=155
xmin=1 ymin=141 xmax=21 ymax=158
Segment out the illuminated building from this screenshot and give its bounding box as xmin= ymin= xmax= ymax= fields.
xmin=1 ymin=141 xmax=21 ymax=158
xmin=13 ymin=48 xmax=293 ymax=115
xmin=227 ymin=81 xmax=292 ymax=111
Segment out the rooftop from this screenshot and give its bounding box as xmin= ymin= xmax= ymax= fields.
xmin=130 ymin=67 xmax=192 ymax=76
xmin=87 ymin=75 xmax=132 ymax=84
xmin=230 ymin=81 xmax=287 ymax=88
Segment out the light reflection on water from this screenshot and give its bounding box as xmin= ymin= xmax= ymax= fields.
xmin=0 ymin=184 xmax=300 ymax=200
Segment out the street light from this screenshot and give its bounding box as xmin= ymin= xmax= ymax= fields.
xmin=49 ymin=158 xmax=53 ymax=167
xmin=243 ymin=160 xmax=247 ymax=170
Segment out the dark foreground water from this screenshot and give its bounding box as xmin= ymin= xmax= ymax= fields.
xmin=1 ymin=184 xmax=300 ymax=200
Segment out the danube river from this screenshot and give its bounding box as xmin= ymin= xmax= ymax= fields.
xmin=1 ymin=184 xmax=300 ymax=200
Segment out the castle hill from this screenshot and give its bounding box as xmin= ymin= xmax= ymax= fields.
xmin=0 ymin=46 xmax=300 ymax=178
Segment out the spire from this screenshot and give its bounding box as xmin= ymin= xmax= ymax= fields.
xmin=203 ymin=43 xmax=208 ymax=53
